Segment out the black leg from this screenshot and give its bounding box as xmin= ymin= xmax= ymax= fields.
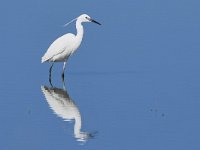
xmin=62 ymin=62 xmax=66 ymax=81
xmin=62 ymin=72 xmax=65 ymax=82
xmin=49 ymin=63 xmax=54 ymax=87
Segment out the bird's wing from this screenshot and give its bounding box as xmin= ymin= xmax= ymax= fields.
xmin=41 ymin=33 xmax=76 ymax=62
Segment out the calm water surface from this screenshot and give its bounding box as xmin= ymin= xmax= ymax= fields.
xmin=1 ymin=67 xmax=200 ymax=150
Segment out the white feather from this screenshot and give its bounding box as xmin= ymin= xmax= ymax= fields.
xmin=41 ymin=33 xmax=76 ymax=63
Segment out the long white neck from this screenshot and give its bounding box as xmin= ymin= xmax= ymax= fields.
xmin=76 ymin=19 xmax=84 ymax=42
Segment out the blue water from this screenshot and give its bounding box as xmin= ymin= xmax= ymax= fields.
xmin=1 ymin=0 xmax=200 ymax=150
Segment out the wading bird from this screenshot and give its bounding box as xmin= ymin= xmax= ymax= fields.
xmin=41 ymin=14 xmax=101 ymax=82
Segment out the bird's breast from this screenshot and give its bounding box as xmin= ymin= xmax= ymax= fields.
xmin=71 ymin=38 xmax=82 ymax=54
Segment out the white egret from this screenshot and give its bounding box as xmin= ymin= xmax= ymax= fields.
xmin=41 ymin=14 xmax=101 ymax=81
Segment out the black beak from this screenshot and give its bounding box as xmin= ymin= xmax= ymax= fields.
xmin=89 ymin=18 xmax=101 ymax=25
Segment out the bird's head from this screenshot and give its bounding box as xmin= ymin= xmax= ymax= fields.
xmin=64 ymin=14 xmax=101 ymax=27
xmin=78 ymin=14 xmax=101 ymax=25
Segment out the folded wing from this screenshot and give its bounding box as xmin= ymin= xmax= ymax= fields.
xmin=41 ymin=33 xmax=76 ymax=63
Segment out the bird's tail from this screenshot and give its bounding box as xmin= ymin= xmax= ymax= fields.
xmin=41 ymin=56 xmax=47 ymax=63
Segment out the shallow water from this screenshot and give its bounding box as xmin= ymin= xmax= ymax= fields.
xmin=1 ymin=0 xmax=200 ymax=149
xmin=1 ymin=66 xmax=200 ymax=150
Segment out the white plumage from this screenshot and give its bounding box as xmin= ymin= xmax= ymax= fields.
xmin=41 ymin=33 xmax=76 ymax=63
xmin=41 ymin=14 xmax=101 ymax=80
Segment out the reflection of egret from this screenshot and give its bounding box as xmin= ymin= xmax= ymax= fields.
xmin=41 ymin=83 xmax=94 ymax=142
